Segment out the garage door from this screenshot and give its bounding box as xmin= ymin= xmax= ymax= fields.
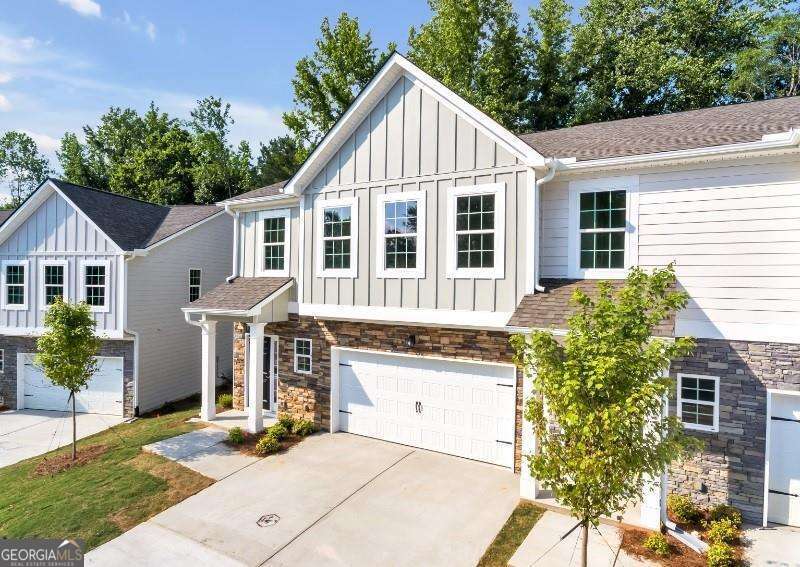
xmin=337 ymin=350 xmax=516 ymax=468
xmin=767 ymin=393 xmax=800 ymax=526
xmin=20 ymin=354 xmax=125 ymax=416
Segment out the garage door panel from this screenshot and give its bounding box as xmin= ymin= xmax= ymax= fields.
xmin=768 ymin=394 xmax=800 ymax=527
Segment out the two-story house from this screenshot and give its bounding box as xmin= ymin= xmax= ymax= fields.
xmin=183 ymin=53 xmax=800 ymax=529
xmin=0 ymin=178 xmax=233 ymax=417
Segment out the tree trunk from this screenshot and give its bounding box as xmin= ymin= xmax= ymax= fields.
xmin=71 ymin=391 xmax=76 ymax=462
xmin=580 ymin=522 xmax=588 ymax=567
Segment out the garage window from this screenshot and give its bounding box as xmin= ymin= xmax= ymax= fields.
xmin=2 ymin=261 xmax=28 ymax=310
xmin=294 ymin=338 xmax=312 ymax=374
xmin=677 ymin=373 xmax=720 ymax=432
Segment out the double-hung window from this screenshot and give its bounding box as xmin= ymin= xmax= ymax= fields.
xmin=189 ymin=269 xmax=201 ymax=302
xmin=294 ymin=338 xmax=312 ymax=374
xmin=41 ymin=261 xmax=67 ymax=308
xmin=376 ymin=191 xmax=426 ymax=278
xmin=258 ymin=209 xmax=291 ymax=277
xmin=446 ymin=183 xmax=505 ymax=279
xmin=677 ymin=374 xmax=720 ymax=432
xmin=82 ymin=261 xmax=109 ymax=312
xmin=2 ymin=261 xmax=28 ymax=310
xmin=317 ymin=197 xmax=358 ymax=278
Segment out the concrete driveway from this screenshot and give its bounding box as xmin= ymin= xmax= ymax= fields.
xmin=87 ymin=433 xmax=519 ymax=566
xmin=0 ymin=409 xmax=124 ymax=468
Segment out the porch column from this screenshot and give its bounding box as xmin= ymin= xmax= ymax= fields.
xmin=247 ymin=322 xmax=265 ymax=433
xmin=200 ymin=320 xmax=217 ymax=422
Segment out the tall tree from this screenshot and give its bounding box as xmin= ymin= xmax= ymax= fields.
xmin=527 ymin=0 xmax=575 ymax=130
xmin=283 ymin=13 xmax=395 ymax=155
xmin=255 ymin=135 xmax=302 ymax=186
xmin=409 ymin=0 xmax=530 ymax=130
xmin=0 ymin=131 xmax=51 ymax=206
xmin=58 ymin=132 xmax=101 ymax=189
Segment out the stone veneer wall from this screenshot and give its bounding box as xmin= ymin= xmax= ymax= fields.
xmin=232 ymin=315 xmax=524 ymax=472
xmin=0 ymin=335 xmax=136 ymax=417
xmin=668 ymin=338 xmax=800 ymax=522
xmin=232 ymin=322 xmax=246 ymax=411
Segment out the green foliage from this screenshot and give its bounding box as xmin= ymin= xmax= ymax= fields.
xmin=708 ymin=504 xmax=743 ymax=528
xmin=667 ymin=494 xmax=702 ymax=524
xmin=0 ymin=131 xmax=51 ymax=206
xmin=706 ymin=542 xmax=737 ymax=567
xmin=217 ymin=393 xmax=233 ymax=409
xmin=511 ymin=266 xmax=699 ymax=528
xmin=266 ymin=422 xmax=289 ymax=441
xmin=228 ymin=427 xmax=244 ymax=445
xmin=255 ymin=434 xmax=280 ymax=455
xmin=643 ymin=532 xmax=670 ymax=557
xmin=277 ymin=414 xmax=296 ymax=430
xmin=255 ymin=136 xmax=302 ymax=187
xmin=706 ymin=518 xmax=740 ymax=545
xmin=283 ymin=13 xmax=395 ymax=153
xmin=291 ymin=419 xmax=316 ymax=437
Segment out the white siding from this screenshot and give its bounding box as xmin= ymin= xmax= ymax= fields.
xmin=127 ymin=213 xmax=233 ymax=412
xmin=238 ymin=207 xmax=300 ymax=302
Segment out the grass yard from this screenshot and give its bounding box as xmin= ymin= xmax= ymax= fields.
xmin=0 ymin=400 xmax=212 ymax=550
xmin=477 ymin=501 xmax=545 ymax=567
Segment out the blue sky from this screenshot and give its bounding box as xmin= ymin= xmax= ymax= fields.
xmin=0 ymin=0 xmax=562 ymax=190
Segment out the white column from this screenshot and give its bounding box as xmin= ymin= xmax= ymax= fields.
xmin=247 ymin=322 xmax=265 ymax=433
xmin=200 ymin=320 xmax=217 ymax=422
xmin=520 ymin=370 xmax=538 ymax=499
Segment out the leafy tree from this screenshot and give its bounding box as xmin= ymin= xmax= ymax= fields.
xmin=0 ymin=131 xmax=51 ymax=206
xmin=510 ymin=266 xmax=700 ymax=566
xmin=409 ymin=0 xmax=530 ymax=130
xmin=36 ymin=298 xmax=100 ymax=461
xmin=58 ymin=132 xmax=101 ymax=189
xmin=283 ymin=13 xmax=395 ymax=154
xmin=255 ymin=135 xmax=301 ymax=186
xmin=527 ymin=0 xmax=575 ymax=130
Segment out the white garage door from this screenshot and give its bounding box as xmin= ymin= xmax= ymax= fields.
xmin=20 ymin=354 xmax=125 ymax=416
xmin=337 ymin=350 xmax=516 ymax=468
xmin=767 ymin=393 xmax=800 ymax=527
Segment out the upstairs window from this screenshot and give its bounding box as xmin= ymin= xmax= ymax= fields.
xmin=317 ymin=197 xmax=358 ymax=278
xmin=579 ymin=190 xmax=626 ymax=270
xmin=376 ymin=191 xmax=426 ymax=278
xmin=678 ymin=374 xmax=720 ymax=433
xmin=189 ymin=269 xmax=201 ymax=302
xmin=446 ymin=183 xmax=505 ymax=279
xmin=258 ymin=209 xmax=291 ymax=277
xmin=82 ymin=262 xmax=108 ymax=311
xmin=42 ymin=262 xmax=67 ymax=307
xmin=2 ymin=261 xmax=27 ymax=310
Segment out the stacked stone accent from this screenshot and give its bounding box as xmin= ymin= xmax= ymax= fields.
xmin=0 ymin=335 xmax=136 ymax=417
xmin=668 ymin=338 xmax=800 ymax=522
xmin=232 ymin=322 xmax=246 ymax=411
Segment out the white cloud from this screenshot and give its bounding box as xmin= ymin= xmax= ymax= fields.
xmin=22 ymin=131 xmax=61 ymax=154
xmin=114 ymin=11 xmax=157 ymax=42
xmin=56 ymin=0 xmax=102 ymax=18
xmin=0 ymin=34 xmax=41 ymax=65
xmin=0 ymin=94 xmax=11 ymax=111
xmin=0 ymin=72 xmax=12 ymax=84
xmin=145 ymin=22 xmax=156 ymax=42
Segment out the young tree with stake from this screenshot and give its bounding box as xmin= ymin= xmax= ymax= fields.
xmin=36 ymin=298 xmax=100 ymax=461
xmin=511 ymin=266 xmax=700 ymax=567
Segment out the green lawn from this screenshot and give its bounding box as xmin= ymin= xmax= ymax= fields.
xmin=0 ymin=400 xmax=213 ymax=550
xmin=478 ymin=501 xmax=545 ymax=567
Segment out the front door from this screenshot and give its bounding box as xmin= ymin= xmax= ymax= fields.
xmin=263 ymin=336 xmax=278 ymax=411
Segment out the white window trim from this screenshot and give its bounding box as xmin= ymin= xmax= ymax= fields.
xmin=315 ymin=196 xmax=359 ymax=278
xmin=293 ymin=338 xmax=312 ymax=374
xmin=677 ymin=373 xmax=720 ymax=433
xmin=375 ymin=190 xmax=426 ymax=279
xmin=257 ymin=208 xmax=291 ymax=277
xmin=2 ymin=260 xmax=29 ymax=311
xmin=39 ymin=260 xmax=69 ymax=310
xmin=445 ymin=182 xmax=506 ymax=279
xmin=189 ymin=268 xmax=202 ymax=302
xmin=567 ymin=175 xmax=639 ymax=279
xmin=80 ymin=260 xmax=111 ymax=313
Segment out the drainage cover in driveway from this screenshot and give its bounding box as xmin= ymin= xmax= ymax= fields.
xmin=257 ymin=514 xmax=280 ymax=527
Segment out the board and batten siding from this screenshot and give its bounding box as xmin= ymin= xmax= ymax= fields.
xmin=127 ymin=212 xmax=233 ymax=412
xmin=238 ymin=207 xmax=300 ymax=302
xmin=298 ymin=75 xmax=530 ymax=313
xmin=539 ymin=155 xmax=800 ymax=343
xmin=0 ymin=191 xmax=121 ymax=333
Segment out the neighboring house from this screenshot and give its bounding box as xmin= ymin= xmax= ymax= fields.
xmin=183 ymin=53 xmax=800 ymax=529
xmin=0 ymin=178 xmax=233 ymax=417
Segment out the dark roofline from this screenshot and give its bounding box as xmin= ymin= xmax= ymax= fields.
xmin=48 ymin=177 xmax=166 ymax=209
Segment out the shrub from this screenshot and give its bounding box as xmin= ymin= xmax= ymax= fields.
xmin=228 ymin=427 xmax=244 ymax=445
xmin=292 ymin=419 xmax=316 ymax=436
xmin=708 ymin=504 xmax=742 ymax=528
xmin=278 ymin=414 xmax=295 ymax=429
xmin=667 ymin=494 xmax=700 ymax=524
xmin=266 ymin=422 xmax=289 ymax=441
xmin=643 ymin=532 xmax=670 ymax=557
xmin=706 ymin=518 xmax=739 ymax=545
xmin=706 ymin=542 xmax=736 ymax=567
xmin=255 ymin=434 xmax=280 ymax=455
xmin=217 ymin=393 xmax=234 ymax=408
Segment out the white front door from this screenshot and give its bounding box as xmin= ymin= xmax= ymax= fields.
xmin=19 ymin=354 xmax=124 ymax=416
xmin=337 ymin=349 xmax=516 ymax=468
xmin=767 ymin=392 xmax=800 ymax=526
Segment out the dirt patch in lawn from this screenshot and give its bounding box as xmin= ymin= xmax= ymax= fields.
xmin=32 ymin=445 xmax=109 ymax=477
xmin=224 ymin=431 xmax=305 ymax=456
xmin=621 ymin=527 xmax=705 ymax=567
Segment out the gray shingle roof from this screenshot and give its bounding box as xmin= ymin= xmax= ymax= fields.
xmin=186 ymin=277 xmax=293 ymax=312
xmin=519 ymin=97 xmax=800 ymax=161
xmin=228 ymin=180 xmax=288 ymax=202
xmin=49 ymin=179 xmax=221 ymax=250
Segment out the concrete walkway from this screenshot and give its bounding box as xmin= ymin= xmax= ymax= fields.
xmin=510 ymin=511 xmax=655 ymax=567
xmin=743 ymin=524 xmax=800 ymax=567
xmin=143 ymin=427 xmax=261 ymax=480
xmin=88 ymin=433 xmax=518 ymax=566
xmin=0 ymin=409 xmax=124 ymax=468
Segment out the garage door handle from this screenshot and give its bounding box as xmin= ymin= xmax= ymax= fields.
xmin=770 ymin=489 xmax=799 ymax=498
xmin=771 ymin=416 xmax=800 ymax=424
xmin=496 ymin=440 xmax=512 ymax=445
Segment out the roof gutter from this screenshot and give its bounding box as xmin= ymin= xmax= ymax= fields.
xmin=219 ymin=193 xmax=299 ymax=208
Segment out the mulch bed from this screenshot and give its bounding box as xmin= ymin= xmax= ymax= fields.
xmin=223 ymin=431 xmax=304 ymax=456
xmin=32 ymin=444 xmax=109 ymax=477
xmin=620 ymin=527 xmax=706 ymax=567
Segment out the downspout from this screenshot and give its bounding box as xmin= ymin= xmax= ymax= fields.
xmin=226 ymin=205 xmax=240 ymax=283
xmin=533 ymin=158 xmax=560 ymax=293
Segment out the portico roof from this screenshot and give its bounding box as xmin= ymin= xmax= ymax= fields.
xmin=183 ymin=277 xmax=294 ymax=317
